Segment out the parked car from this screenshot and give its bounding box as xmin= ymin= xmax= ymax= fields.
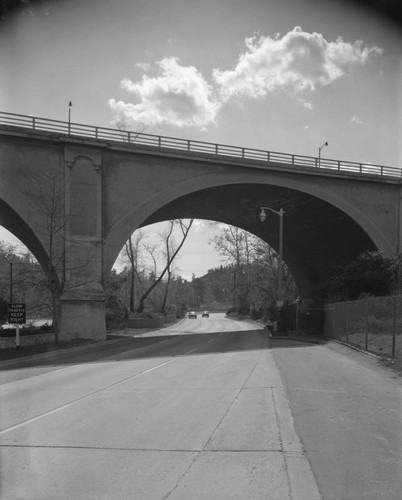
xmin=202 ymin=311 xmax=209 ymax=318
xmin=188 ymin=311 xmax=197 ymax=319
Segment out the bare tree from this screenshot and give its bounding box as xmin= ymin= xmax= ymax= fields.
xmin=210 ymin=225 xmax=256 ymax=311
xmin=114 ymin=114 xmax=147 ymax=142
xmin=29 ymin=172 xmax=66 ymax=340
xmin=29 ymin=171 xmax=97 ymax=341
xmin=159 ymin=220 xmax=183 ymax=313
xmin=123 ymin=230 xmax=145 ymax=312
xmin=137 ymin=219 xmax=194 ymax=313
xmin=211 ymin=225 xmax=248 ymax=268
xmin=143 ymin=242 xmax=159 ymax=282
xmin=210 ymin=224 xmax=297 ymax=313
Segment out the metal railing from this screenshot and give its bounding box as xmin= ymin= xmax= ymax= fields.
xmin=1 ymin=111 xmax=401 ymax=179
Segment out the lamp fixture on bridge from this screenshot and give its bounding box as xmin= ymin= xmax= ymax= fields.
xmin=68 ymin=101 xmax=72 ymax=135
xmin=259 ymin=206 xmax=285 ymax=309
xmin=318 ymin=141 xmax=328 ymax=167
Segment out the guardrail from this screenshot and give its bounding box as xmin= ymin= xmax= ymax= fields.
xmin=0 ymin=111 xmax=400 ymax=178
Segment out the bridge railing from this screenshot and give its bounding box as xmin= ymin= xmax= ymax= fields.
xmin=0 ymin=111 xmax=400 ymax=178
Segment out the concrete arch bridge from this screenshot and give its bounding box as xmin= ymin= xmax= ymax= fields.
xmin=0 ymin=112 xmax=401 ymax=341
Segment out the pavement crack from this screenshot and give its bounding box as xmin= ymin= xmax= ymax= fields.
xmin=201 ymin=351 xmax=265 ymax=450
xmin=0 ymin=444 xmax=286 ymax=452
xmin=162 ymin=451 xmax=201 ymax=500
xmin=163 ymin=352 xmax=267 ymax=499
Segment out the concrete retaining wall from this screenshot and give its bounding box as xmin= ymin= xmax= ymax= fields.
xmin=127 ymin=315 xmax=177 ymax=329
xmin=127 ymin=317 xmax=165 ymax=329
xmin=165 ymin=315 xmax=176 ymax=324
xmin=0 ymin=332 xmax=55 ymax=349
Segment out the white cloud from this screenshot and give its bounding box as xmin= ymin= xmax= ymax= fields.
xmin=213 ymin=26 xmax=382 ymax=100
xmin=192 ymin=220 xmax=208 ymax=233
xmin=351 ymin=115 xmax=363 ymax=124
xmin=298 ymin=98 xmax=314 ymax=110
xmin=109 ymin=28 xmax=382 ymax=129
xmin=135 ymin=62 xmax=151 ymax=72
xmin=109 ymin=57 xmax=221 ymax=129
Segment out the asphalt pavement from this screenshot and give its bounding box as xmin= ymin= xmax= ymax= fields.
xmin=0 ymin=314 xmax=321 ymax=500
xmin=1 ymin=314 xmax=401 ymax=499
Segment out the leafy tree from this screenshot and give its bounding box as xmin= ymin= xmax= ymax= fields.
xmin=318 ymin=251 xmax=399 ymax=302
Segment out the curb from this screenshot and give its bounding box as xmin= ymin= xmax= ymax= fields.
xmin=0 ymin=336 xmax=129 ymax=369
xmin=0 ymin=320 xmax=187 ymax=368
xmin=332 ymin=339 xmax=382 ymax=358
xmin=270 ymin=335 xmax=326 ymax=344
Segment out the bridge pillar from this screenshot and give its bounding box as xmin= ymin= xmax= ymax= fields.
xmin=58 ymin=146 xmax=106 ymax=342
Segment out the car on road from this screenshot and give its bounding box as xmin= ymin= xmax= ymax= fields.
xmin=188 ymin=311 xmax=197 ymax=319
xmin=202 ymin=311 xmax=209 ymax=318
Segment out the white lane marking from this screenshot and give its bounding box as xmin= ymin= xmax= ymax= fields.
xmin=294 ymin=387 xmax=346 ymax=394
xmin=136 ymin=361 xmax=170 ymax=376
xmin=183 ymin=348 xmax=198 ymax=355
xmin=0 ymin=403 xmax=72 ymax=436
xmin=207 ymin=339 xmax=215 ymax=343
xmin=1 ymin=340 xmax=205 ymax=436
xmin=0 ymin=359 xmax=178 ymax=436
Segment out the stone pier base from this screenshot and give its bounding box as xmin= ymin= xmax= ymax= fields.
xmin=59 ymin=299 xmax=106 ymax=342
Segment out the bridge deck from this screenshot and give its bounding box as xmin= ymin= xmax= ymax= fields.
xmin=0 ymin=111 xmax=400 ymax=179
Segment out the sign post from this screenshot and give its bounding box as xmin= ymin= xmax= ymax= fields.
xmin=8 ymin=303 xmax=26 ymax=350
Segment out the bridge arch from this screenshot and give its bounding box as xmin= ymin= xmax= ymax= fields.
xmin=0 ymin=190 xmax=50 ymax=272
xmin=104 ymin=171 xmax=386 ymax=300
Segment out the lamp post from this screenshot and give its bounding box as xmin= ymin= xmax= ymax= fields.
xmin=9 ymin=261 xmax=13 ymax=303
xmin=318 ymin=141 xmax=328 ymax=168
xmin=295 ymin=296 xmax=300 ymax=333
xmin=68 ymin=101 xmax=72 ymax=135
xmin=259 ymin=206 xmax=285 ymax=308
xmin=233 ymin=269 xmax=237 ymax=309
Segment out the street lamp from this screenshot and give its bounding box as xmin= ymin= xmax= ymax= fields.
xmin=9 ymin=261 xmax=13 ymax=303
xmin=232 ymin=269 xmax=237 ymax=309
xmin=68 ymin=101 xmax=72 ymax=135
xmin=259 ymin=206 xmax=285 ymax=308
xmin=318 ymin=141 xmax=328 ymax=168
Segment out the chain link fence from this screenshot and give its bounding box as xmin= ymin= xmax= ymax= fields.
xmin=324 ymin=295 xmax=402 ymax=358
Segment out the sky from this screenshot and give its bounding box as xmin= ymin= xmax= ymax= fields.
xmin=0 ymin=0 xmax=401 ymax=278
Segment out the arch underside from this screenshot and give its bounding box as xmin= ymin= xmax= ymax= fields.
xmin=0 ymin=199 xmax=50 ymax=272
xmin=140 ymin=184 xmax=376 ymax=299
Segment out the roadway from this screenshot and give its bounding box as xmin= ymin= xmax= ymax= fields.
xmin=0 ymin=313 xmax=401 ymax=499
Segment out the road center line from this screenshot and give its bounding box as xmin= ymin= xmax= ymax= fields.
xmin=0 ymin=358 xmax=179 ymax=436
xmin=1 ymin=340 xmax=205 ymax=436
xmin=183 ymin=348 xmax=199 ymax=355
xmin=137 ymin=361 xmax=170 ymax=376
xmin=0 ymin=403 xmax=73 ymax=436
xmin=294 ymin=387 xmax=346 ymax=393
